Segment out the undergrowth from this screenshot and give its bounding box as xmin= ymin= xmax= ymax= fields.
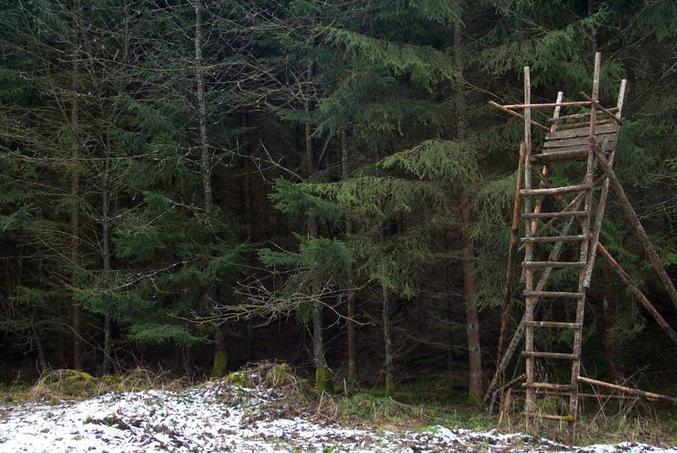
xmin=2 ymin=361 xmax=674 ymax=448
xmin=0 ymin=368 xmax=188 ymax=404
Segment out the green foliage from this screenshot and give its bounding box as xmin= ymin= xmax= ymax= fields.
xmin=127 ymin=324 xmax=207 ymax=347
xmin=320 ymin=27 xmax=458 ymax=92
xmin=380 ymin=139 xmax=478 ymax=184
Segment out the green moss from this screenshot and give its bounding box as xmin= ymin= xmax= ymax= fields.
xmin=210 ymin=350 xmax=228 ymax=379
xmin=225 ymin=371 xmax=252 ymax=387
xmin=315 ymin=366 xmax=333 ymax=393
xmin=265 ymin=363 xmax=296 ymax=387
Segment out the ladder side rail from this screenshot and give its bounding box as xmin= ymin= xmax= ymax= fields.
xmin=522 ymin=66 xmax=536 ymax=423
xmin=584 ymin=79 xmax=628 ymax=287
xmin=569 ymin=51 xmax=602 ymax=422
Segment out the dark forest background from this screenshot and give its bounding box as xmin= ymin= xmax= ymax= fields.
xmin=0 ymin=0 xmax=675 ymax=401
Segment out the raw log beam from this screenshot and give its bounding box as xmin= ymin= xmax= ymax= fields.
xmin=580 ymin=92 xmax=623 ymax=125
xmin=497 ymin=143 xmax=526 ymax=362
xmin=488 ymin=101 xmax=550 ymax=132
xmin=597 ymin=244 xmax=677 ymax=345
xmin=592 ymin=147 xmax=677 ymax=311
xmin=578 ymin=376 xmax=677 ymax=404
xmin=500 ymin=100 xmax=591 ymax=109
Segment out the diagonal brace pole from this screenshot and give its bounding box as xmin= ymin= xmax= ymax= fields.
xmin=592 ymin=146 xmax=677 ymax=311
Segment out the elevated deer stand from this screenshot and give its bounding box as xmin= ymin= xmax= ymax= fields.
xmin=485 ymin=52 xmax=677 ymax=436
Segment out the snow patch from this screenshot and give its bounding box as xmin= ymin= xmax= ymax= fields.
xmin=0 ymin=382 xmax=674 ymax=452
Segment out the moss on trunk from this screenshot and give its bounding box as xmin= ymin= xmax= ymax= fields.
xmin=315 ymin=366 xmax=333 ymax=393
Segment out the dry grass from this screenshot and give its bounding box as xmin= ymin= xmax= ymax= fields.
xmin=497 ymin=390 xmax=677 ymax=447
xmin=0 ymin=368 xmax=190 ymax=404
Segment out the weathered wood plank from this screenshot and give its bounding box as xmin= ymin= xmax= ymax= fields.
xmin=543 ymin=140 xmax=615 ymax=155
xmin=548 ymin=107 xmax=618 ymax=124
xmin=544 ymin=134 xmax=616 ymax=148
xmin=532 ymin=149 xmax=589 ymax=162
xmin=557 ymin=119 xmax=614 ymax=130
xmin=546 ymin=122 xmax=618 ymax=140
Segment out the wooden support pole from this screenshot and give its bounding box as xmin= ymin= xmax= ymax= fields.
xmin=497 ymin=143 xmax=526 ymax=363
xmin=597 ymin=243 xmax=677 ymax=345
xmin=584 ymin=79 xmax=627 ymax=287
xmin=580 ymin=92 xmax=623 ymax=125
xmin=522 ymin=66 xmax=535 ymax=421
xmin=578 ymin=376 xmax=677 ymax=404
xmin=488 ymin=101 xmax=550 ymax=132
xmin=592 ymin=146 xmax=677 ymax=311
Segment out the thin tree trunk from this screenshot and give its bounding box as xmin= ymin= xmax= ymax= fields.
xmin=34 ymin=325 xmax=47 ymax=372
xmin=454 ymin=5 xmax=483 ymax=400
xmin=603 ymin=291 xmax=621 ymax=383
xmin=193 ymin=0 xmax=226 ymax=378
xmin=243 ymin=114 xmax=256 ymax=363
xmin=461 ymin=198 xmax=483 ymax=399
xmin=382 ymin=286 xmax=393 ymax=395
xmin=70 ymin=2 xmax=82 ymax=371
xmin=307 ymin=122 xmax=324 ymax=368
xmin=102 ymin=133 xmax=113 ymax=374
xmin=194 ymin=0 xmax=212 ymax=214
xmin=341 ymin=129 xmax=358 ymax=384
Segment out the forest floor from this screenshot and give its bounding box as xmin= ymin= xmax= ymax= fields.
xmin=0 ymin=369 xmax=675 ymax=453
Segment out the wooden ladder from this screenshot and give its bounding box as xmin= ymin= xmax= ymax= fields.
xmin=519 ymin=53 xmax=627 ymax=429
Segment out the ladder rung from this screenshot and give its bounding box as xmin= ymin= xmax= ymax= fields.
xmin=525 ymin=413 xmax=576 ymax=422
xmin=524 ymin=291 xmax=584 ymax=298
xmin=523 ymin=382 xmax=574 ymax=392
xmin=522 ymin=235 xmax=587 ymax=243
xmin=522 ymin=351 xmax=578 ymax=360
xmin=520 ymin=184 xmax=591 ymax=197
xmin=526 ymin=321 xmax=582 ymax=329
xmin=522 ymin=261 xmax=587 ymax=269
xmin=522 ymin=210 xmax=589 ymax=219
xmin=531 ymin=149 xmax=589 ymax=163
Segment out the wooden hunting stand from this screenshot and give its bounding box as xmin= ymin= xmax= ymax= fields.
xmin=485 ymin=52 xmax=677 ymax=433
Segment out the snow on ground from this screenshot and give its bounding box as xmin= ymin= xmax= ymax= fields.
xmin=0 ymin=381 xmax=674 ymax=452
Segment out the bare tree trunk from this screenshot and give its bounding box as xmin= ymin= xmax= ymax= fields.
xmin=341 ymin=129 xmax=358 ymax=384
xmin=193 ymin=0 xmax=226 ymax=378
xmin=307 ymin=115 xmax=328 ymax=385
xmin=461 ymin=199 xmax=483 ymax=399
xmin=454 ymin=4 xmax=483 ymax=400
xmin=603 ymin=291 xmax=621 ymax=383
xmin=194 ymin=0 xmax=212 ymax=215
xmin=33 ymin=325 xmax=47 ymax=372
xmin=70 ymin=1 xmax=82 ymax=370
xmin=382 ymin=286 xmax=393 ymax=395
xmin=303 ymin=57 xmax=331 ymax=391
xmin=102 ymin=133 xmax=113 ymax=374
